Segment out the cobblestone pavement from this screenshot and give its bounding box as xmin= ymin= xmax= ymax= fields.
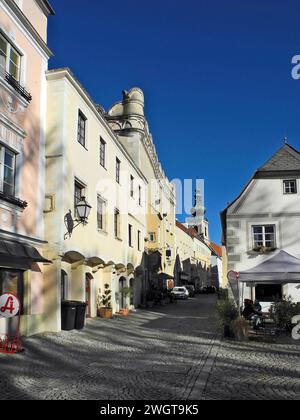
xmin=0 ymin=295 xmax=299 ymax=400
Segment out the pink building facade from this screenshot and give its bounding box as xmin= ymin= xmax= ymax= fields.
xmin=0 ymin=0 xmax=54 ymax=336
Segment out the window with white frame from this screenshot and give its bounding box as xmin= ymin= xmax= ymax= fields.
xmin=114 ymin=208 xmax=120 ymax=238
xmin=99 ymin=137 xmax=106 ymax=168
xmin=149 ymin=232 xmax=156 ymax=243
xmin=0 ymin=33 xmax=21 ymax=81
xmin=130 ymin=175 xmax=134 ymax=198
xmin=283 ymin=179 xmax=297 ymax=194
xmin=97 ymin=195 xmax=106 ymax=231
xmin=116 ymin=158 xmax=121 ymax=184
xmin=74 ymin=179 xmax=85 ymax=217
xmin=0 ymin=145 xmax=17 ymax=197
xmin=128 ymin=224 xmax=133 ymax=247
xmin=252 ymin=225 xmax=276 ymax=249
xmin=77 ymin=110 xmax=87 ymax=147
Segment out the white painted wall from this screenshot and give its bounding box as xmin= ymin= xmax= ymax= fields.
xmin=227 ymin=176 xmax=300 ymax=304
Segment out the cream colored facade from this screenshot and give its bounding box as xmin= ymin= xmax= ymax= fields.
xmin=175 ymin=221 xmax=211 ymax=288
xmin=44 ymin=69 xmax=148 ymax=332
xmin=106 ymin=89 xmax=176 ymax=287
xmin=0 ymin=0 xmax=53 ymax=336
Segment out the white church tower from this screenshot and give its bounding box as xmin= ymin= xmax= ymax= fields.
xmin=186 ymin=182 xmax=210 ymax=242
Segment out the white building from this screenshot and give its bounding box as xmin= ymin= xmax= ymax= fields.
xmin=210 ymin=243 xmax=222 ymax=289
xmin=221 ymin=143 xmax=300 ymax=310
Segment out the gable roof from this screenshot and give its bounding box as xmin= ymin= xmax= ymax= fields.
xmin=258 ymin=144 xmax=300 ymax=172
xmin=220 ymin=142 xmax=300 ymax=245
xmin=210 ymin=242 xmax=222 ymax=258
xmin=176 ymin=220 xmax=212 ymax=252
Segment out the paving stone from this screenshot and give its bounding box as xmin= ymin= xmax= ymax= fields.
xmin=0 ymin=295 xmax=299 ymax=400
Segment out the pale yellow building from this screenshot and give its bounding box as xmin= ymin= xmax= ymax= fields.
xmin=175 ymin=221 xmax=211 ymax=288
xmin=106 ymin=88 xmax=176 ymax=289
xmin=44 ymin=69 xmax=148 ymax=332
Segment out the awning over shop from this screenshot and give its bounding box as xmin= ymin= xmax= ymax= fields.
xmin=238 ymin=251 xmax=300 ymax=284
xmin=0 ymin=239 xmax=51 ymax=270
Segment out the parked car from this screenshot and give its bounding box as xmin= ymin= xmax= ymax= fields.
xmin=200 ymin=286 xmax=217 ymax=294
xmin=171 ymin=287 xmax=189 ymax=300
xmin=185 ymin=285 xmax=196 ymax=297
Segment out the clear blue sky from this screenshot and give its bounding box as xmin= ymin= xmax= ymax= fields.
xmin=48 ymin=0 xmax=300 ymax=244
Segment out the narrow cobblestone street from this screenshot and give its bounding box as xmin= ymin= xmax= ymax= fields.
xmin=0 ymin=295 xmax=299 ymax=400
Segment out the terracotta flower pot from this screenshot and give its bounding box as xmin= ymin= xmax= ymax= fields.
xmin=119 ymin=308 xmax=130 ymax=317
xmin=98 ymin=308 xmax=113 ymax=319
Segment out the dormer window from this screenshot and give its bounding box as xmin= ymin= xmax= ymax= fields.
xmin=283 ymin=180 xmax=297 ymax=195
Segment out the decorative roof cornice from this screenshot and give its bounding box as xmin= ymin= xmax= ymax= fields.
xmin=35 ymin=0 xmax=55 ymax=16
xmin=2 ymin=0 xmax=53 ymax=58
xmin=46 ymin=68 xmax=149 ymax=185
xmin=106 ymin=115 xmax=175 ymax=204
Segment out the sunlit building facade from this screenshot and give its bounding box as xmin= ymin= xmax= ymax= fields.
xmin=0 ymin=0 xmax=54 ymax=336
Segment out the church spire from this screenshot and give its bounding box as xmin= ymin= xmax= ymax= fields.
xmin=186 ymin=180 xmax=208 ymax=239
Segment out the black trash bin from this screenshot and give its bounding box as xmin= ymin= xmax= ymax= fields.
xmin=75 ymin=302 xmax=87 ymax=330
xmin=61 ymin=301 xmax=77 ymax=331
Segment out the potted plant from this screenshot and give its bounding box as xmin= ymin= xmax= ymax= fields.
xmin=97 ymin=284 xmax=113 ymax=319
xmin=118 ymin=286 xmax=133 ymax=316
xmin=270 ymin=297 xmax=300 ymax=334
xmin=253 ymin=246 xmax=276 ymax=254
xmin=216 ymin=299 xmax=239 ymax=338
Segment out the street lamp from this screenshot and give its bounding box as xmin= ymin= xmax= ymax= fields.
xmin=64 ymin=197 xmax=92 ymax=239
xmin=76 ymin=197 xmax=92 ymax=223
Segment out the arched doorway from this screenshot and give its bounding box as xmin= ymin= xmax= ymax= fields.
xmin=61 ymin=270 xmax=68 ymax=301
xmin=85 ymin=273 xmax=93 ymax=318
xmin=119 ymin=277 xmax=126 ymax=309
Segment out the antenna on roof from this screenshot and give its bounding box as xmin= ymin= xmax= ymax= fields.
xmin=284 ymin=136 xmax=288 ymax=144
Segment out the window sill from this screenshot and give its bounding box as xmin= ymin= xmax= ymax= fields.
xmin=0 ymin=192 xmax=28 ymax=209
xmin=2 ymin=72 xmax=32 ymax=102
xmin=77 ymin=142 xmax=88 ymax=151
xmin=97 ymin=229 xmax=108 ymax=236
xmin=115 ymin=236 xmax=123 ymax=242
xmin=251 ymin=247 xmax=277 ymax=254
xmin=0 ymin=74 xmax=30 ymax=107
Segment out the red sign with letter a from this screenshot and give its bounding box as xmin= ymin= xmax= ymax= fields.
xmin=0 ymin=293 xmax=20 ymax=319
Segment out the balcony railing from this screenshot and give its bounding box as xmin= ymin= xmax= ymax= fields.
xmin=0 ymin=191 xmax=28 ymax=209
xmin=5 ymin=72 xmax=32 ymax=102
